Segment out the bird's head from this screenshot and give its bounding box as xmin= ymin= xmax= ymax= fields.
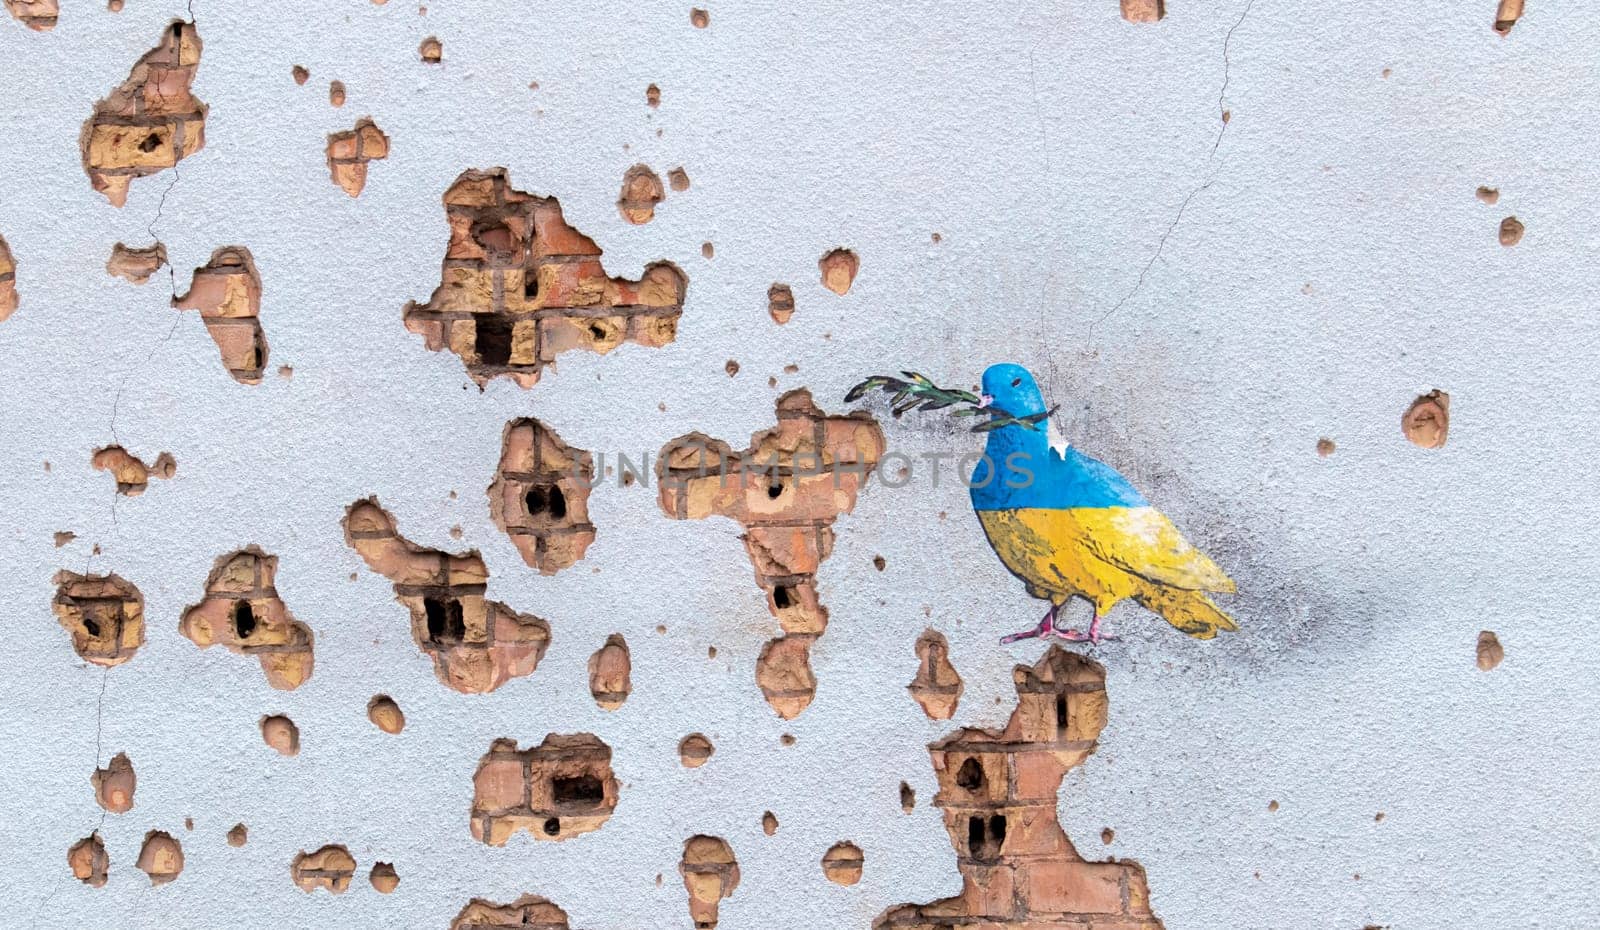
xmin=979 ymin=363 xmax=1046 ymax=418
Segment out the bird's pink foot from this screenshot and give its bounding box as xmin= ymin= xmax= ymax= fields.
xmin=1000 ymin=604 xmax=1060 ymax=644
xmin=1055 ymin=615 xmax=1118 ymax=645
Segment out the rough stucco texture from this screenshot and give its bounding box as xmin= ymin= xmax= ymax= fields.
xmin=2 ymin=2 xmax=1598 ymax=929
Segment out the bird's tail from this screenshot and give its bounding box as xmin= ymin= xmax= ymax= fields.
xmin=1134 ymin=587 xmax=1239 ymax=640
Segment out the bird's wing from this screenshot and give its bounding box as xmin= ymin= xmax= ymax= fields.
xmin=1075 ymin=506 xmax=1237 ymax=593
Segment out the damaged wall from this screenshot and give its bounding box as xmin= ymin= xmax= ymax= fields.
xmin=2 ymin=2 xmax=1598 ymax=929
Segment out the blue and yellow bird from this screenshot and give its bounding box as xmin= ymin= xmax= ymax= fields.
xmin=969 ymin=363 xmax=1237 ymax=644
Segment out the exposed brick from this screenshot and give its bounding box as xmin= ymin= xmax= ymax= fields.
xmin=4 ymin=0 xmax=57 ymax=31
xmin=767 ymin=283 xmax=794 ymax=324
xmin=487 ymin=418 xmax=596 ymax=574
xmin=106 ymin=241 xmax=167 ymax=284
xmin=1495 ymin=0 xmax=1524 ymax=35
xmin=680 ymin=835 xmax=739 ymax=929
xmin=91 ymin=751 xmax=136 ymax=813
xmin=470 ymin=734 xmax=617 ymax=845
xmin=290 ymin=844 xmax=356 ymax=893
xmin=326 ymin=118 xmax=389 ymax=196
xmin=81 ymin=21 xmax=207 ymax=207
xmin=872 ymin=648 xmax=1165 ymax=930
xmin=52 ymin=571 xmax=145 ymax=667
xmin=343 ymin=497 xmax=550 ymax=694
xmin=618 ymin=164 xmax=665 ymax=224
xmin=1401 ymin=390 xmax=1449 ymax=449
xmin=588 ymin=634 xmax=631 ymax=709
xmin=819 ymin=248 xmax=859 ymax=295
xmin=172 ymin=246 xmax=267 ymax=384
xmin=0 ymin=233 xmax=16 ymax=322
xmin=1119 ymin=0 xmax=1165 ymax=23
xmin=822 ymin=840 xmax=865 ymax=885
xmin=403 ymin=168 xmax=687 ymax=387
xmin=451 ymin=893 xmax=574 ymax=930
xmin=909 ymin=628 xmax=963 ymax=720
xmin=136 ymin=830 xmax=183 ymax=885
xmin=178 ymin=546 xmax=315 ymax=690
xmin=657 ymin=389 xmax=883 ymax=718
xmin=90 ymin=445 xmax=175 ymax=495
xmin=68 ymin=833 xmax=108 ymax=887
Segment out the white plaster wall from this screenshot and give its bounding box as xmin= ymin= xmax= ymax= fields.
xmin=2 ymin=1 xmax=1597 ymax=927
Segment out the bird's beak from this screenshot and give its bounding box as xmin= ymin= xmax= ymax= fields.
xmin=978 ymin=394 xmax=993 ymax=409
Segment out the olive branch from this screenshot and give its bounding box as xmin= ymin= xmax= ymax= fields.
xmin=844 ymin=371 xmax=1056 ymax=433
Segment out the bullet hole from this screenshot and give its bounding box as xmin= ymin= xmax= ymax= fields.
xmin=0 ymin=234 xmax=15 ymax=322
xmin=1476 ymin=185 xmax=1500 ymax=205
xmin=450 ymin=895 xmax=575 ymax=930
xmin=1498 ymin=215 xmax=1524 ymax=246
xmin=724 ymin=359 xmax=741 ymax=378
xmin=179 ymin=547 xmax=314 ymax=689
xmin=680 ymin=835 xmax=739 ymax=930
xmin=369 ymin=861 xmax=399 ymax=893
xmin=92 ymin=752 xmax=137 ymax=813
xmin=1494 ymin=0 xmax=1523 ymax=35
xmin=822 ymin=841 xmax=864 ymax=885
xmin=173 ymin=246 xmax=269 ymax=384
xmin=227 ymin=823 xmax=248 ymax=847
xmin=702 ymin=241 xmax=715 ymax=259
xmin=106 ymin=241 xmax=168 ymax=284
xmin=1401 ymin=390 xmax=1449 ymax=449
xmin=1317 ymin=438 xmax=1336 ymax=457
xmin=1268 ymin=800 xmax=1280 ymax=812
xmin=404 ymin=168 xmax=687 ymax=387
xmin=656 ymin=391 xmax=881 ymax=717
xmin=91 ymin=446 xmax=176 ymax=495
xmin=108 ymin=0 xmax=123 ymax=11
xmin=1056 ymin=693 xmax=1069 ymax=729
xmin=908 ymin=629 xmax=963 ymax=720
xmin=757 ymin=811 xmax=777 ymax=835
xmin=137 ymin=831 xmax=184 ymax=885
xmin=1120 ymin=0 xmax=1165 ymax=22
xmin=261 ymin=715 xmax=300 ymax=756
xmin=69 ymin=833 xmax=108 ymax=887
xmin=419 ymin=35 xmax=442 ymax=62
xmin=368 ymin=694 xmax=405 ymax=733
xmin=1381 ymin=67 xmax=1392 ymax=78
xmin=52 ymin=571 xmax=145 ymax=667
xmin=690 ymin=7 xmax=709 ymax=27
xmin=783 ymin=363 xmax=799 ymax=374
xmin=490 ymin=418 xmax=595 ymax=572
xmin=326 ymin=118 xmax=389 ymax=196
xmin=618 ymin=164 xmax=665 ymax=224
xmin=1102 ymin=827 xmax=1115 ymax=844
xmin=1477 ymin=630 xmax=1505 ymax=670
xmin=873 ymin=555 xmax=886 ymax=571
xmin=278 ymin=364 xmax=293 ymax=379
xmin=589 ymin=634 xmax=632 ymax=710
xmin=1375 ymin=812 xmax=1386 ymax=822
xmin=344 ymin=498 xmax=550 ymax=693
xmin=900 ymin=781 xmax=915 ymax=812
xmin=54 ymin=531 xmax=75 ymax=547
xmin=471 ymin=734 xmax=618 ymax=844
xmin=328 ymin=80 xmax=346 ymax=107
xmin=290 ymin=845 xmax=356 ymax=893
xmin=931 ymin=232 xmax=942 ymax=242
xmin=767 ymin=283 xmax=795 ymax=324
xmin=669 ymin=167 xmax=690 ymax=191
xmin=647 ymin=83 xmax=661 ymax=107
xmin=83 ymin=21 xmax=206 ymax=206
xmin=425 ymin=597 xmax=467 ymax=644
xmin=292 ymin=65 xmax=309 ymax=84
xmin=955 ymin=757 xmax=985 ymax=792
xmin=818 ymin=248 xmax=858 ymax=295
xmin=888 ymin=647 xmax=1162 ymax=927
xmin=679 ymin=733 xmax=714 ymax=767
xmin=4 ymin=0 xmax=56 ymax=27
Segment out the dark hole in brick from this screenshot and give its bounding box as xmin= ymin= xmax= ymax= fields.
xmin=1055 ymin=693 xmax=1068 ymax=730
xmin=773 ymin=584 xmax=795 ymax=610
xmin=474 ymin=223 xmax=515 ymax=256
xmin=588 ymin=324 xmax=606 ymax=340
xmin=766 ymin=478 xmax=784 ymax=499
xmin=139 ymin=133 xmax=163 ymax=153
xmin=249 ymin=339 xmax=263 ymax=370
xmin=542 ymin=816 xmax=560 ymax=835
xmin=525 ymin=484 xmax=567 ymax=521
xmin=967 ymin=815 xmax=984 ymax=852
xmin=956 ymin=757 xmax=985 ymax=792
xmin=84 ymin=617 xmax=103 ymax=638
xmin=476 ymin=316 xmax=513 ymax=367
xmin=988 ymin=814 xmax=1007 ymax=846
xmin=523 ymin=275 xmax=539 ymax=300
xmin=424 ymin=597 xmax=465 ymax=644
xmin=552 ymin=774 xmax=604 ymax=806
xmin=233 ymin=600 xmax=257 ymax=640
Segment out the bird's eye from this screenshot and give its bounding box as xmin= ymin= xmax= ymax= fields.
xmin=1011 ymin=377 xmax=1022 ymax=387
